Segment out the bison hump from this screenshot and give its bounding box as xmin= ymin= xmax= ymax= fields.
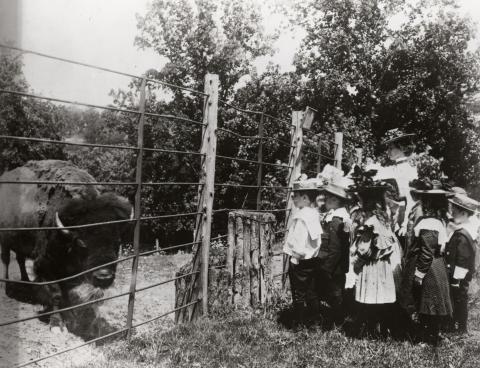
xmin=24 ymin=160 xmax=100 ymax=200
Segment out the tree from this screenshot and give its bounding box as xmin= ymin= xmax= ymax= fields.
xmin=0 ymin=51 xmax=66 ymax=173
xmin=290 ymin=0 xmax=480 ymax=186
xmin=135 ymin=0 xmax=277 ymax=101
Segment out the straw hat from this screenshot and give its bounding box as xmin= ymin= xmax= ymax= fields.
xmin=449 ymin=194 xmax=480 ymax=214
xmin=291 ymin=175 xmax=322 ymax=192
xmin=316 ymin=164 xmax=351 ymax=199
xmin=382 ymin=128 xmax=415 ymax=146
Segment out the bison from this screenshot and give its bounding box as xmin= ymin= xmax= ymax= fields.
xmin=0 ymin=160 xmax=133 ymax=331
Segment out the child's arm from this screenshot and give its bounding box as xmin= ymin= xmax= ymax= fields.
xmin=451 ymin=233 xmax=475 ymax=286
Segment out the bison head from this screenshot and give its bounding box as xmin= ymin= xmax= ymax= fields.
xmin=54 ymin=193 xmax=133 ymax=289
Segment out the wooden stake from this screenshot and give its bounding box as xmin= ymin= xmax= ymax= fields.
xmin=177 ymin=74 xmax=219 ymax=322
xmin=126 ymin=77 xmax=146 ymax=337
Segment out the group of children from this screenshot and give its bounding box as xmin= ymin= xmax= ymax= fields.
xmin=283 ymin=130 xmax=479 ymax=345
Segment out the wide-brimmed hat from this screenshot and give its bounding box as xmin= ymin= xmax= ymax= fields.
xmin=292 ymin=176 xmax=322 ymax=192
xmin=347 ymin=165 xmax=392 ymax=195
xmin=449 ymin=194 xmax=480 ymax=213
xmin=409 ymin=154 xmax=452 ymax=197
xmin=319 ymin=182 xmax=349 ymax=200
xmin=382 ymin=128 xmax=416 ymax=146
xmin=316 ymin=164 xmax=351 ymax=199
xmin=410 ymin=179 xmax=453 ymax=196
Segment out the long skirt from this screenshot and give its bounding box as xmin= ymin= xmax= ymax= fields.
xmin=399 ymin=255 xmax=452 ymax=316
xmin=355 ymin=259 xmax=396 ymax=304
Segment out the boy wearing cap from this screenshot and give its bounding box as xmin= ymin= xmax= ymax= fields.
xmin=317 ymin=177 xmax=351 ymax=327
xmin=283 ymin=179 xmax=322 ymax=327
xmin=445 ymin=193 xmax=479 ymax=334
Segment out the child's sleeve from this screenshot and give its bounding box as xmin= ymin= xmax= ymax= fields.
xmin=287 ymin=219 xmax=309 ymax=259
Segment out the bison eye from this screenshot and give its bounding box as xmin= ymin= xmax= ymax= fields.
xmin=76 ymin=239 xmax=87 ymax=249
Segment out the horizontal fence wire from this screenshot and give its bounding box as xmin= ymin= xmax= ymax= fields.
xmin=216 ymin=154 xmax=292 ymax=169
xmin=0 ymin=89 xmax=141 ymax=114
xmin=1 ymin=271 xmax=199 ymax=327
xmin=210 ymin=234 xmax=228 ymax=242
xmin=14 ymin=327 xmax=129 ymax=368
xmin=0 ymin=179 xmax=203 ymax=187
xmin=13 ymin=300 xmax=200 ymax=368
xmin=0 ymin=135 xmax=203 ymax=157
xmin=0 ymin=255 xmax=136 ymax=286
xmin=145 ymin=112 xmax=206 ymax=127
xmin=0 ymin=134 xmax=139 ymax=151
xmin=212 ymin=208 xmax=290 ymax=214
xmin=135 ymin=270 xmax=200 ymax=294
xmin=128 ymin=299 xmax=199 ymax=329
xmin=218 ymin=99 xmax=290 ymax=126
xmin=0 ymin=211 xmax=203 ymax=232
xmin=214 ymin=183 xmax=288 ymax=189
xmin=0 ymin=44 xmax=207 ymax=96
xmin=0 ymin=218 xmax=136 ymax=232
xmin=139 ymin=240 xmax=201 ymax=257
xmin=0 ymin=89 xmax=206 ymax=128
xmin=0 ymin=290 xmax=131 ymax=327
xmin=141 ymin=211 xmax=202 ymax=221
xmin=302 ymin=147 xmax=335 ymax=161
xmin=217 ymin=126 xmax=292 ymax=149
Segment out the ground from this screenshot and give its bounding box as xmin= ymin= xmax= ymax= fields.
xmin=0 ymin=251 xmax=192 ymax=368
xmin=1 ymin=251 xmax=480 ymax=368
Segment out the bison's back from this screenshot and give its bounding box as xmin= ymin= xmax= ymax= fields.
xmin=0 ymin=160 xmax=100 ymax=256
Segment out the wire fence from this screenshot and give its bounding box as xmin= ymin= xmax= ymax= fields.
xmin=0 ymin=43 xmax=345 ymax=367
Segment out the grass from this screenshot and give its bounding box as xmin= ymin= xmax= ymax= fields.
xmin=77 ymin=299 xmax=480 ymax=368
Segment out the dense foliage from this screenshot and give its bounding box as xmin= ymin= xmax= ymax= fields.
xmin=1 ymin=0 xmax=480 ymax=249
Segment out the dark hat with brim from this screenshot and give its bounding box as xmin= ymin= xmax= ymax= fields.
xmin=411 ymin=188 xmax=453 ymax=196
xmin=382 ymin=128 xmax=416 ymax=146
xmin=449 ymin=194 xmax=480 ymax=213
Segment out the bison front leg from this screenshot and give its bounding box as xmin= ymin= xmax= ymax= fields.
xmin=47 ymin=283 xmax=66 ymax=333
xmin=1 ymin=245 xmax=10 ymax=291
xmin=16 ymin=254 xmax=30 ymax=281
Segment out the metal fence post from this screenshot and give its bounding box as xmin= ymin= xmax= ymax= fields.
xmin=126 ymin=77 xmax=147 ymax=338
xmin=256 ymin=113 xmax=265 ymax=210
xmin=177 ymin=73 xmax=218 ymax=322
xmin=282 ymin=110 xmax=303 ymax=288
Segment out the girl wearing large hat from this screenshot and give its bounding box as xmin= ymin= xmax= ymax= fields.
xmin=348 ymin=166 xmax=402 ymax=336
xmin=399 ymin=156 xmax=453 ymax=345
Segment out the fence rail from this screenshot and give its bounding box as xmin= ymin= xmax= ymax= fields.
xmin=0 ymin=43 xmax=346 ymax=367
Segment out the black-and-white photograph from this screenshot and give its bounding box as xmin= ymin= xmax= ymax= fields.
xmin=1 ymin=0 xmax=480 ymax=367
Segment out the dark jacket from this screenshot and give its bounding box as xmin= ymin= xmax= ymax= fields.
xmin=318 ymin=216 xmax=350 ymax=276
xmin=445 ymin=228 xmax=476 ymax=283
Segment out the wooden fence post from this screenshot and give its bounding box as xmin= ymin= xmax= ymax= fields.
xmin=177 ymin=73 xmax=219 ymax=322
xmin=334 ymin=132 xmax=343 ymax=170
xmin=355 ymin=148 xmax=363 ymax=165
xmin=256 ymin=113 xmax=265 ymax=210
xmin=282 ymin=111 xmax=303 ymax=288
xmin=126 ymin=77 xmax=147 ymax=338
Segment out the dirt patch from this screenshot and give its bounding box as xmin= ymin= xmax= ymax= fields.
xmin=0 ymin=252 xmax=192 ymax=368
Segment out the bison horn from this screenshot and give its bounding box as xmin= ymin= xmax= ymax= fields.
xmin=55 ymin=212 xmax=70 ymax=235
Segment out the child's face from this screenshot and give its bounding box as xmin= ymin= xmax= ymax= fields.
xmin=450 ymin=205 xmax=469 ymax=224
xmin=324 ymin=193 xmax=342 ymax=210
xmin=293 ymin=192 xmax=311 ymax=209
